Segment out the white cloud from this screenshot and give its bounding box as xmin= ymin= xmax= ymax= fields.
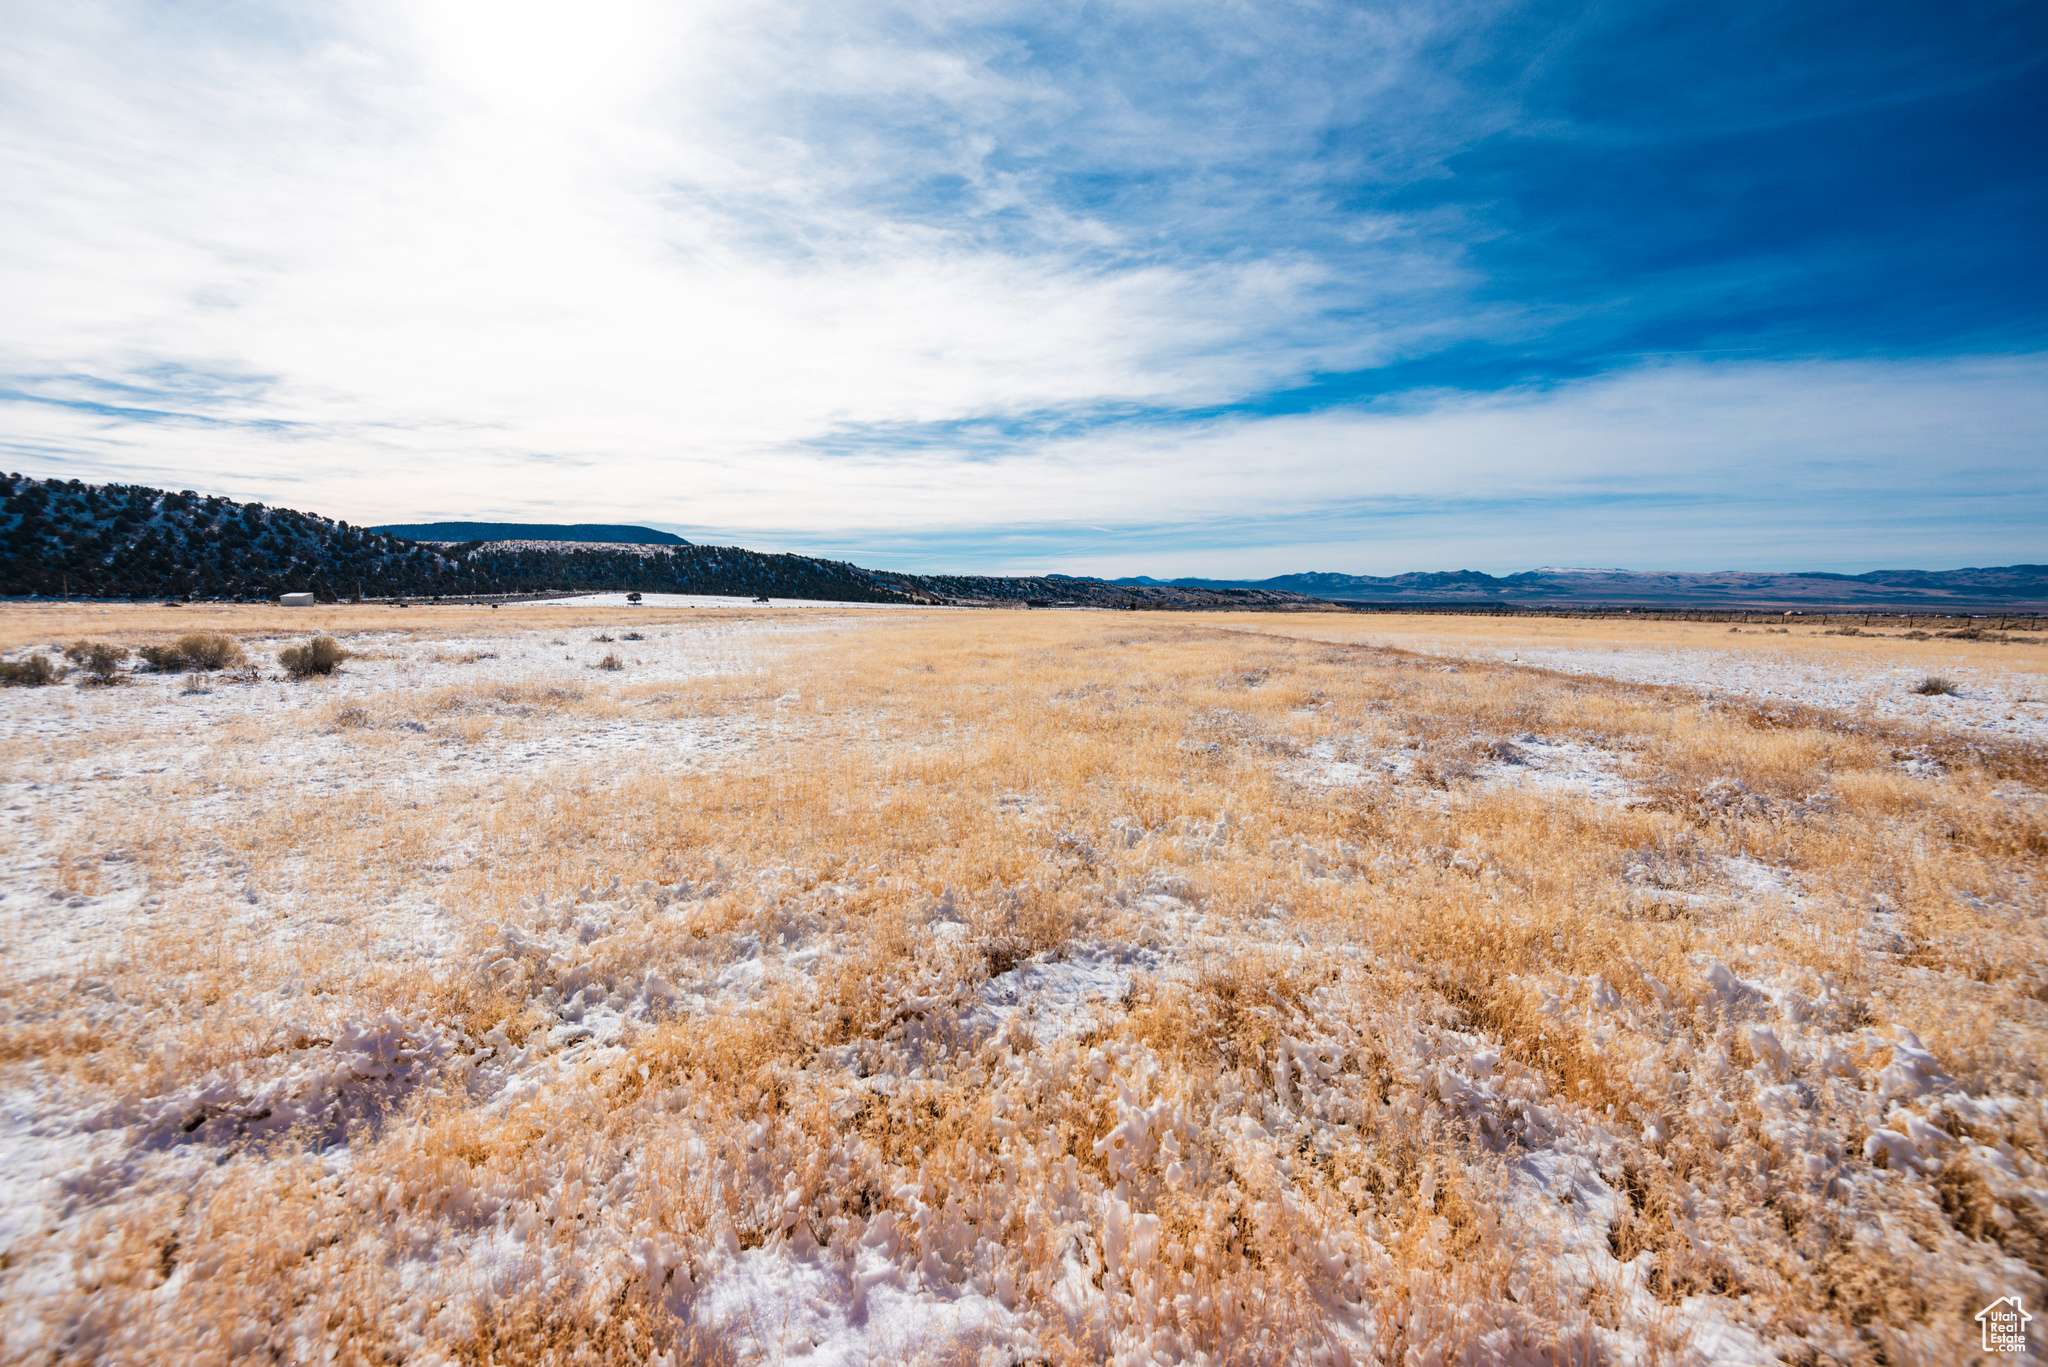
xmin=1 ymin=2 xmax=1444 ymax=500
xmin=1 ymin=2 xmax=2041 ymax=574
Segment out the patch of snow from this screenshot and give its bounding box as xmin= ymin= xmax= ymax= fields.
xmin=1721 ymin=854 xmax=1805 ymax=907
xmin=1463 ymin=643 xmax=2048 ymax=743
xmin=961 ymin=945 xmax=1161 ymax=1046
xmin=692 ymin=1238 xmax=1027 ymax=1364
xmin=1282 ymin=738 xmax=1414 ymax=788
xmin=95 ymin=1013 xmax=452 ymax=1155
xmin=1477 ymin=735 xmax=1638 ymax=804
xmin=0 ymin=1083 xmax=123 ymax=1252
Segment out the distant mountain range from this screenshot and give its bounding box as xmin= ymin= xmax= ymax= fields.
xmin=7 ymin=473 xmax=2040 ymax=611
xmin=370 ymin=521 xmax=689 ymax=546
xmin=1114 ymin=565 xmax=2048 ymax=610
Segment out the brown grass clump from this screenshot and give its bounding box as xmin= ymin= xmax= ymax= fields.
xmin=279 ymin=635 xmax=347 ymax=677
xmin=1913 ymin=674 xmax=1960 ymax=696
xmin=63 ymin=638 xmax=128 ymax=684
xmin=138 ymin=632 xmax=248 ymax=673
xmin=175 ymin=631 xmax=246 ymax=670
xmin=0 ymin=651 xmax=61 ymax=685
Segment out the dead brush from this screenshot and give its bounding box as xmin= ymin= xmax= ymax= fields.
xmin=279 ymin=635 xmax=347 ymax=678
xmin=1410 ymin=745 xmax=1478 ymax=789
xmin=1619 ymin=834 xmax=1713 ymax=890
xmin=137 ymin=632 xmax=246 ymax=673
xmin=0 ymin=651 xmax=61 ymax=686
xmin=488 ymin=681 xmax=587 ymax=708
xmin=64 ymin=639 xmax=128 ymax=684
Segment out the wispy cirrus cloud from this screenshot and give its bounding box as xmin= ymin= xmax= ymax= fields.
xmin=1 ymin=1 xmax=2043 ymax=573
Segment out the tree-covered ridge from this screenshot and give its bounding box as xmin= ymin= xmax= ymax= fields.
xmin=0 ymin=473 xmax=901 ymax=602
xmin=1 ymin=473 xmax=466 ymax=601
xmin=0 ymin=473 xmax=1315 ymax=609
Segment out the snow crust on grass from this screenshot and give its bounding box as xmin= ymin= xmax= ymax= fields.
xmin=1475 ymin=643 xmax=2048 ymax=742
xmin=3 ymin=608 xmax=2043 ymax=1362
xmin=960 ymin=943 xmax=1161 ymax=1047
xmin=1285 ymin=732 xmax=1642 ymax=806
xmin=0 ymin=615 xmax=798 ymax=746
xmin=0 ymin=613 xmax=858 ymax=1358
xmin=1477 ymin=734 xmax=1640 ymax=804
xmin=693 ymin=1240 xmax=1028 ymax=1364
xmin=0 ymin=620 xmax=802 ymax=980
xmin=1284 ymin=737 xmax=1415 ymax=789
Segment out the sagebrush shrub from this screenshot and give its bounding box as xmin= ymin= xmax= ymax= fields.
xmin=138 ymin=633 xmax=243 ymax=673
xmin=0 ymin=653 xmax=60 ymax=687
xmin=64 ymin=641 xmax=127 ymax=685
xmin=176 ymin=633 xmax=246 ymax=671
xmin=1913 ymin=675 xmax=1960 ymax=696
xmin=280 ymin=636 xmax=346 ymax=678
xmin=597 ymin=653 xmax=624 ymax=672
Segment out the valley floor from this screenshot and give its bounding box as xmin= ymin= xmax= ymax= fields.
xmin=0 ymin=605 xmax=2043 ymax=1363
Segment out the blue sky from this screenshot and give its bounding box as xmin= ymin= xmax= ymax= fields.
xmin=1 ymin=0 xmax=2043 ymax=575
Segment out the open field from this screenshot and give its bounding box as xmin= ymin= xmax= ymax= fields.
xmin=1221 ymin=613 xmax=2048 ymax=747
xmin=2 ymin=605 xmax=2044 ymax=1363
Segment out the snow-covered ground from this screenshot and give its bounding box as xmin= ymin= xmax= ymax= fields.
xmin=1 ymin=608 xmax=2041 ymax=1362
xmin=0 ymin=619 xmax=791 ymax=745
xmin=1464 ymin=642 xmax=2048 ymax=743
xmin=0 ymin=616 xmax=845 ymax=956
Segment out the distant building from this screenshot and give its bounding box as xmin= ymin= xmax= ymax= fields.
xmin=280 ymin=592 xmax=315 ymax=607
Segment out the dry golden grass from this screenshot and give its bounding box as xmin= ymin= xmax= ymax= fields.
xmin=0 ymin=600 xmax=821 ymax=652
xmin=0 ymin=605 xmax=2042 ymax=1362
xmin=1207 ymin=609 xmax=2048 ymax=678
